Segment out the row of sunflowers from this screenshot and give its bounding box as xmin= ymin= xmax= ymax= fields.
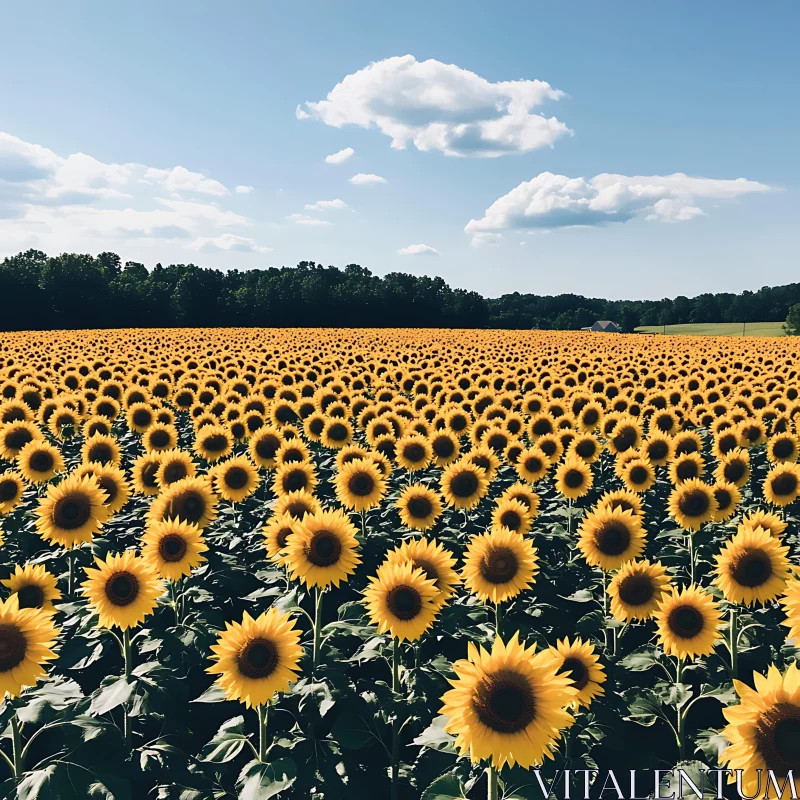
xmin=0 ymin=328 xmax=800 ymax=798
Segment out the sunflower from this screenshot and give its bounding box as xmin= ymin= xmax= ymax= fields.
xmin=440 ymin=461 xmax=490 ymax=511
xmin=641 ymin=434 xmax=673 ymax=466
xmin=577 ymin=506 xmax=645 ymax=571
xmin=141 ymin=518 xmax=208 ymax=581
xmin=16 ymin=440 xmax=64 ymax=484
xmin=430 ymin=431 xmax=460 ymax=467
xmin=126 ymin=402 xmax=155 ymax=433
xmin=620 ymin=457 xmax=656 ymax=494
xmin=275 ymin=438 xmax=311 ymax=467
xmin=320 ymin=417 xmax=353 ymax=450
xmin=385 ymin=538 xmax=460 ymax=609
xmin=285 ymin=508 xmax=361 ymax=588
xmin=273 ymin=461 xmax=317 ymax=497
xmin=654 ymin=585 xmax=722 ymax=660
xmin=720 ymin=663 xmax=800 ymax=799
xmin=131 ymin=452 xmax=162 ymax=496
xmin=768 ymin=432 xmax=800 ymax=464
xmin=1 ymin=564 xmax=62 ymax=614
xmin=80 ymin=433 xmax=121 ymax=467
xmin=500 ymin=483 xmax=541 ymax=518
xmin=82 ymin=550 xmax=164 ymax=629
xmin=143 ymin=423 xmax=178 ymax=453
xmin=607 ymin=559 xmax=671 ymax=622
xmin=554 ymin=456 xmax=593 ymax=501
xmin=0 ymin=471 xmax=26 ymax=515
xmin=490 ymin=498 xmax=533 ymax=536
xmin=0 ymin=420 xmax=42 ymax=460
xmin=335 ymin=458 xmax=386 ymax=512
xmin=742 ymin=509 xmax=787 ymax=539
xmin=569 ymin=434 xmax=601 ymax=464
xmin=75 ymin=463 xmax=131 ymax=514
xmin=0 ymin=595 xmax=58 ymax=697
xmin=273 ymin=489 xmax=321 ymax=521
xmin=549 ymin=637 xmax=606 ymax=709
xmin=781 ymin=579 xmax=800 ymax=643
xmin=763 ymin=463 xmax=800 ymax=507
xmin=249 ymin=427 xmax=283 ymax=469
xmin=668 ymin=452 xmax=705 ymax=485
xmin=35 ymin=473 xmax=109 ymax=548
xmin=211 ymin=456 xmax=261 ymax=502
xmin=155 ymin=449 xmax=196 ymax=488
xmin=263 ymin=512 xmax=298 ymax=566
xmin=395 ymin=434 xmax=433 ymax=472
xmin=515 ymin=446 xmax=551 ymax=483
xmin=440 ymin=633 xmax=575 ymax=769
xmin=363 ymin=561 xmax=439 ymax=641
xmin=667 ymin=478 xmax=718 ymax=531
xmin=148 ymin=477 xmax=218 ymax=530
xmin=715 ymin=447 xmax=751 ymax=488
xmin=712 ymin=480 xmax=742 ymax=522
xmin=194 ymin=424 xmax=233 ymax=463
xmin=207 ymin=607 xmax=303 ymax=708
xmin=714 ymin=525 xmax=790 ymax=606
xmin=462 ymin=527 xmax=538 ymax=604
xmin=394 ymin=485 xmax=441 ymax=532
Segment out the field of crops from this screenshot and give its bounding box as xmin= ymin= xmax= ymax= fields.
xmin=635 ymin=322 xmax=785 ymax=337
xmin=2 ymin=327 xmax=800 ymax=799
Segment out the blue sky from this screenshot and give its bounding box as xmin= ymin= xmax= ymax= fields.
xmin=0 ymin=1 xmax=797 ymax=299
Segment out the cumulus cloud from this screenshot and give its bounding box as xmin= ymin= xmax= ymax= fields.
xmin=470 ymin=232 xmax=504 ymax=248
xmin=349 ymin=173 xmax=386 ymax=185
xmin=465 ymin=171 xmax=771 ymax=234
xmin=285 ymin=213 xmax=332 ymax=226
xmin=397 ymin=243 xmax=439 ymax=256
xmin=0 ymin=131 xmax=275 ymax=257
xmin=304 ymin=198 xmax=349 ymax=211
xmin=235 ymin=185 xmax=255 ymax=193
xmin=297 ymin=55 xmax=570 ymax=158
xmin=189 ymin=234 xmax=272 ymax=253
xmin=324 ymin=147 xmax=354 ymax=164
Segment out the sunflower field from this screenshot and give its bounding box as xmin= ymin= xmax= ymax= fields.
xmin=1 ymin=328 xmax=800 ymax=799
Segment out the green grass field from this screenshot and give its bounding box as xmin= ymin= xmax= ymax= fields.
xmin=635 ymin=321 xmax=786 ymax=337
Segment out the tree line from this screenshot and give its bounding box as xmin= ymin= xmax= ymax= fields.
xmin=1 ymin=249 xmax=798 ymax=332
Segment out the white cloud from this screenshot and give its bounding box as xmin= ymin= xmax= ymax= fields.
xmin=398 ymin=243 xmax=439 ymax=256
xmin=0 ymin=130 xmax=260 ymax=257
xmin=304 ymin=198 xmax=349 ymax=211
xmin=349 ymin=173 xmax=386 ymax=185
xmin=235 ymin=185 xmax=255 ymax=193
xmin=286 ymin=213 xmax=332 ymax=226
xmin=190 ymin=234 xmax=271 ymax=253
xmin=143 ymin=166 xmax=229 ymax=196
xmin=465 ymin=171 xmax=771 ymax=233
xmin=470 ymin=232 xmax=504 ymax=248
xmin=324 ymin=147 xmax=354 ymax=164
xmin=297 ymin=55 xmax=570 ymax=158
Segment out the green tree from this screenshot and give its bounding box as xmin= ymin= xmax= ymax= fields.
xmin=784 ymin=304 xmax=800 ymax=335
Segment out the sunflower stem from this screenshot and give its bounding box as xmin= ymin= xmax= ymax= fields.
xmin=391 ymin=637 xmax=402 ymax=800
xmin=312 ymin=587 xmax=324 ymax=671
xmin=67 ymin=547 xmax=75 ymax=598
xmin=567 ymin=498 xmax=572 ymax=534
xmin=257 ymin=703 xmax=269 ymax=762
xmin=361 ymin=509 xmax=366 ymax=538
xmin=123 ymin=628 xmax=133 ymax=752
xmin=11 ymin=714 xmax=23 ymax=781
xmin=487 ymin=764 xmax=499 ymax=800
xmin=729 ymin=605 xmax=738 ymax=679
xmin=600 ymin=570 xmax=609 ymax=651
xmin=494 ymin=602 xmax=502 ymax=639
xmin=675 ymin=657 xmax=685 ymax=761
xmin=687 ymin=534 xmax=695 ymax=586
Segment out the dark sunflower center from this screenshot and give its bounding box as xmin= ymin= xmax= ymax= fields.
xmin=450 ymin=471 xmax=479 ymax=498
xmin=133 ymin=409 xmax=152 ymax=426
xmin=756 ymin=704 xmax=800 ymax=775
xmin=237 ymin=638 xmax=279 ymax=679
xmin=412 ymin=558 xmax=439 ymax=585
xmin=667 ymin=604 xmax=704 ymax=639
xmin=724 ymin=461 xmax=746 ymax=483
xmin=648 ymin=441 xmax=669 ymax=461
xmin=327 ymin=423 xmax=348 ymax=441
xmin=480 ymin=547 xmax=518 ymax=584
xmin=348 ymin=472 xmax=374 ymax=497
xmin=676 ymin=460 xmax=698 ymax=481
xmin=450 ymin=415 xmax=468 ymax=432
xmin=305 ymin=530 xmax=341 ymax=567
xmin=159 ymin=533 xmax=188 ymax=562
xmin=105 ymin=572 xmax=140 ymax=606
xmin=173 ymin=492 xmax=205 ymax=523
xmin=29 ymin=450 xmax=55 ymax=473
xmin=629 ymin=466 xmax=649 ymax=485
xmin=1 ymin=479 xmax=20 ymax=504
xmin=276 ymin=527 xmax=292 ymax=548
xmin=407 ymin=495 xmax=433 ymax=519
xmin=142 ymin=462 xmax=159 ymax=488
xmin=286 ymin=502 xmax=310 ymax=519
xmin=149 ymin=430 xmax=170 ymax=448
xmin=284 ymin=470 xmax=308 ymax=492
xmin=595 ymin=522 xmax=631 ymax=556
xmin=774 ymin=439 xmax=795 ymax=459
xmin=386 ymin=585 xmax=422 ymax=620
xmin=433 ymin=437 xmax=455 ymax=458
xmin=618 ymin=574 xmax=654 ymax=606
xmin=17 ymin=584 xmax=45 ymax=609
xmin=772 ymin=472 xmax=799 ymax=497
xmin=53 ymin=494 xmax=92 ymax=530
xmin=256 ymin=436 xmax=280 ymax=459
xmin=532 ymin=419 xmax=551 ymax=436
xmin=403 ymin=444 xmax=426 ymax=463
xmin=576 ymin=440 xmax=596 ymax=458
xmin=163 ymin=462 xmax=188 ymax=484
xmin=6 ymin=429 xmax=33 ymax=450
xmin=678 ymin=489 xmax=710 ymax=518
xmin=473 ymin=669 xmax=537 ymax=734
xmin=0 ymin=624 xmax=27 ymax=671
xmin=714 ymin=488 xmax=732 ymax=511
xmin=730 ymin=548 xmax=772 ymax=587
xmin=524 ymin=456 xmax=543 ymax=473
xmin=558 ymin=656 xmax=590 ymax=691
xmin=563 ymin=468 xmax=585 ymax=489
xmin=98 ymin=477 xmax=118 ymax=502
xmin=582 ymin=409 xmax=599 ymax=426
xmin=499 ymin=510 xmax=521 ymax=531
xmin=613 ymin=427 xmax=638 ymax=452
xmin=203 ymin=434 xmax=228 ymax=453
xmin=282 ymin=448 xmax=303 ymax=464
xmin=224 ymin=467 xmax=249 ymax=490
